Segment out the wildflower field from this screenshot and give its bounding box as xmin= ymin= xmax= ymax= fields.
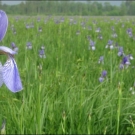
xmin=1 ymin=15 xmax=135 ymax=134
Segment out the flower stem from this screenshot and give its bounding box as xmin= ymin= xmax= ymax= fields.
xmin=117 ymin=83 xmax=122 ymax=134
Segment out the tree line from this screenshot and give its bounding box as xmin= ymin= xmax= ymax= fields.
xmin=0 ymin=1 xmax=135 ymax=16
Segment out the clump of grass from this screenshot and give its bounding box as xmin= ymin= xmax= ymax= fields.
xmin=0 ymin=16 xmax=135 ymax=134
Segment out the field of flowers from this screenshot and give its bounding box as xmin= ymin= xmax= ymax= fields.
xmin=1 ymin=14 xmax=135 ymax=134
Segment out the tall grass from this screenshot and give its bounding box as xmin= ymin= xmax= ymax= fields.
xmin=0 ymin=16 xmax=135 ymax=134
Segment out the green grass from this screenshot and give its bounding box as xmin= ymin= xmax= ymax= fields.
xmin=0 ymin=16 xmax=135 ymax=134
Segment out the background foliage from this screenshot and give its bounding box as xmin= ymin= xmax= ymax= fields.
xmin=0 ymin=1 xmax=135 ymax=16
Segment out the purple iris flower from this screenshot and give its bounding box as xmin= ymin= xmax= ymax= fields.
xmin=0 ymin=10 xmax=23 ymax=92
xmin=26 ymin=42 xmax=32 ymax=49
xmin=89 ymin=40 xmax=95 ymax=50
xmin=127 ymin=28 xmax=132 ymax=37
xmin=99 ymin=70 xmax=107 ymax=82
xmin=119 ymin=63 xmax=124 ymax=69
xmin=122 ymin=57 xmax=128 ymax=65
xmin=127 ymin=28 xmax=132 ymax=35
xmin=118 ymin=46 xmax=124 ymax=56
xmin=102 ymin=70 xmax=107 ymax=78
xmin=95 ymin=27 xmax=101 ymax=33
xmin=39 ymin=47 xmax=46 ymax=58
xmin=122 ymin=56 xmax=130 ymax=65
xmin=108 ymin=40 xmax=113 ymax=45
xmin=0 ymin=10 xmax=8 ymax=41
xmin=11 ymin=42 xmax=18 ymax=53
xmin=119 ymin=56 xmax=131 ymax=69
xmin=105 ymin=40 xmax=114 ymax=49
xmin=98 ymin=56 xmax=104 ymax=64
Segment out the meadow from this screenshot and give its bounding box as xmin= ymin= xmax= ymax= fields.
xmin=0 ymin=15 xmax=135 ymax=134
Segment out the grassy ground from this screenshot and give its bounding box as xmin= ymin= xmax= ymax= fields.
xmin=0 ymin=16 xmax=135 ymax=134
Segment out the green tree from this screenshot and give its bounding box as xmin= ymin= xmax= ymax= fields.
xmin=119 ymin=2 xmax=127 ymax=15
xmin=0 ymin=1 xmax=129 ymax=16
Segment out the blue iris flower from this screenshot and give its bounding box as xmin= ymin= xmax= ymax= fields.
xmin=0 ymin=10 xmax=23 ymax=92
xmin=99 ymin=70 xmax=107 ymax=82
